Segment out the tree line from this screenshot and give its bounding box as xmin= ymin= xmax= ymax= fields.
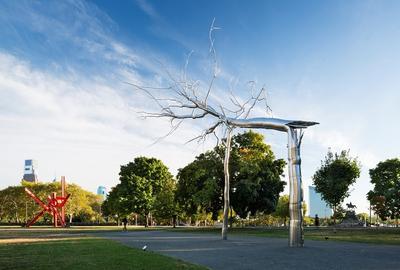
xmin=0 ymin=181 xmax=102 ymax=224
xmin=102 ymin=131 xmax=287 ymax=226
xmin=312 ymin=150 xmax=399 ymax=226
xmin=1 ymin=131 xmax=398 ymax=227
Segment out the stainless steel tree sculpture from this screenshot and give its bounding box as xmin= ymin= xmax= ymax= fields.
xmin=130 ymin=20 xmax=318 ymax=247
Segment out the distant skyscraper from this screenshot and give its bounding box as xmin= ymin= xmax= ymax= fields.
xmin=97 ymin=186 xmax=107 ymax=200
xmin=309 ymin=186 xmax=332 ymax=218
xmin=23 ymin=159 xmax=38 ymax=183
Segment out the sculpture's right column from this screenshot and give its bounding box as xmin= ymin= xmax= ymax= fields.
xmin=288 ymin=128 xmax=304 ymax=247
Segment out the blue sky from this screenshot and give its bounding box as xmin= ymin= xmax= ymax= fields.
xmin=1 ymin=0 xmax=400 ymax=213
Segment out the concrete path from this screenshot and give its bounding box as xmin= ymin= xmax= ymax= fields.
xmin=100 ymin=230 xmax=400 ymax=270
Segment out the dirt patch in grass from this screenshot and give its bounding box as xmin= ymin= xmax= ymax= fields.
xmin=0 ymin=236 xmax=87 ymax=244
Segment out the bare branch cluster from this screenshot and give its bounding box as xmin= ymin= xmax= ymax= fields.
xmin=127 ymin=19 xmax=272 ymax=144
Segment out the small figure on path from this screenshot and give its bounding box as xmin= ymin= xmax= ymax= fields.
xmin=314 ymin=214 xmax=320 ymax=227
xmin=122 ymin=217 xmax=128 ymax=231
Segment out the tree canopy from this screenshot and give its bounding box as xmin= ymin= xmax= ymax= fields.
xmin=274 ymin=195 xmax=289 ymax=225
xmin=102 ymin=156 xmax=175 ymax=226
xmin=230 ymin=131 xmax=286 ymax=218
xmin=0 ymin=181 xmax=102 ymax=224
xmin=176 ymin=151 xmax=224 ymax=220
xmin=312 ymin=150 xmax=361 ymax=223
xmin=176 ymin=130 xmax=286 ymax=220
xmin=368 ymin=158 xmax=400 ymax=222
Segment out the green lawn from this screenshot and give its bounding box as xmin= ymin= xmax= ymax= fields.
xmin=2 ymin=225 xmax=399 ymax=246
xmin=168 ymin=226 xmax=400 ymax=245
xmin=0 ymin=225 xmax=159 ymax=238
xmin=1 ymin=225 xmax=399 ymax=270
xmin=0 ymin=234 xmax=206 ymax=270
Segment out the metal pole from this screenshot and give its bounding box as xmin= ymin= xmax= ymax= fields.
xmin=288 ymin=128 xmax=304 ymax=247
xmin=222 ymin=128 xmax=232 ymax=240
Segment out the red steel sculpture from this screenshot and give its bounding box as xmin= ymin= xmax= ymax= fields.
xmin=25 ymin=176 xmax=70 ymax=227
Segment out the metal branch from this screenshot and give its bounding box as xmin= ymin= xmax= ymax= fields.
xmin=185 ymin=121 xmax=223 ymax=144
xmin=205 ymin=18 xmax=221 ymax=105
xmin=147 ymin=119 xmax=184 ymax=146
xmin=244 ymin=87 xmax=266 ymax=119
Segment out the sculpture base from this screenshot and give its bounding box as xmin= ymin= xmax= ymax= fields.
xmin=336 ymin=210 xmax=363 ymax=228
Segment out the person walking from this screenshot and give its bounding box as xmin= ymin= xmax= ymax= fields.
xmin=122 ymin=217 xmax=128 ymax=231
xmin=314 ymin=214 xmax=320 ymax=227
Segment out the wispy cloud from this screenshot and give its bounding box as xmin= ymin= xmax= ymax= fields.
xmin=0 ymin=0 xmax=216 ymax=192
xmin=0 ymin=49 xmax=209 ymax=191
xmin=136 ymin=0 xmax=161 ymax=20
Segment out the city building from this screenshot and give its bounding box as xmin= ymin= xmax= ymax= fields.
xmin=97 ymin=186 xmax=107 ymax=200
xmin=308 ymin=186 xmax=332 ymax=218
xmin=22 ymin=159 xmax=38 ymax=183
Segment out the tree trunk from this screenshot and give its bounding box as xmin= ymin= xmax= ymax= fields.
xmin=229 ymin=206 xmax=233 ymax=228
xmin=222 ymin=128 xmax=232 ymax=240
xmin=333 ymin=205 xmax=336 ymax=225
xmin=145 ymin=214 xmax=149 ymax=227
xmin=69 ymin=214 xmax=73 ymax=224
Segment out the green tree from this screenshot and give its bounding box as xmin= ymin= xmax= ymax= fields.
xmin=0 ymin=186 xmax=26 ymax=223
xmin=274 ymin=195 xmax=289 ymax=226
xmin=176 ymin=151 xmax=224 ymax=220
xmin=152 ymin=178 xmax=180 ymax=227
xmin=357 ymin=212 xmax=368 ymax=224
xmin=302 ymin=202 xmax=307 ymax=217
xmin=368 ymin=158 xmax=400 ymax=225
xmin=272 ymin=195 xmax=307 ymax=226
xmin=367 ymin=195 xmax=389 ymax=221
xmin=64 ymin=183 xmax=95 ymax=223
xmin=176 ymin=131 xmax=285 ymax=221
xmin=229 ymin=131 xmax=286 ymax=218
xmin=331 ymin=204 xmax=346 ymax=223
xmin=87 ymin=193 xmax=103 ymax=223
xmin=0 ymin=181 xmax=100 ymax=224
xmin=109 ymin=157 xmax=174 ymax=226
xmin=312 ymin=150 xmax=361 ymax=224
xmin=102 ymin=184 xmax=124 ymax=223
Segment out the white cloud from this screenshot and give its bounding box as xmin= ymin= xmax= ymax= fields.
xmin=136 ymin=0 xmax=161 ymax=20
xmin=0 ymin=51 xmax=210 ymax=193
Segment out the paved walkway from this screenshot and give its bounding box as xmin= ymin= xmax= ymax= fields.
xmin=100 ymin=230 xmax=400 ymax=270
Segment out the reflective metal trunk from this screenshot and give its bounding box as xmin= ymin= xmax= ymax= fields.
xmin=222 ymin=128 xmax=232 ymax=240
xmin=288 ymin=128 xmax=304 ymax=247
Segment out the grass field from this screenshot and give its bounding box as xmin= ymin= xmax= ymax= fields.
xmin=1 ymin=225 xmax=399 ymax=269
xmin=0 ymin=228 xmax=206 ymax=270
xmin=2 ymin=225 xmax=399 ymax=245
xmin=168 ymin=226 xmax=400 ymax=245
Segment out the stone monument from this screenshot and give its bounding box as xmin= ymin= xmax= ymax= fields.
xmin=337 ymin=202 xmax=363 ymax=227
